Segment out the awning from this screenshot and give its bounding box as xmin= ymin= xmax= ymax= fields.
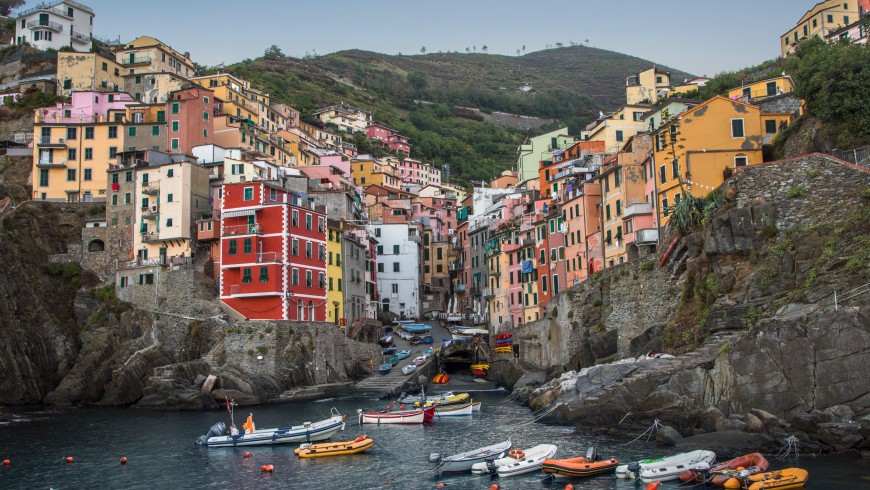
xmin=222 ymin=209 xmax=256 ymax=218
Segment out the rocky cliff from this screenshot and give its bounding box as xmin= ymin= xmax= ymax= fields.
xmin=512 ymin=154 xmax=870 ymax=453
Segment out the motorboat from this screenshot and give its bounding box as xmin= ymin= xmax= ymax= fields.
xmin=197 ymin=408 xmax=346 ymax=448
xmin=471 ymin=444 xmax=558 ymax=477
xmin=430 ymin=440 xmax=512 ymax=475
xmin=401 ymin=364 xmax=417 ymax=375
xmin=542 ymin=447 xmax=619 ymax=478
xmin=413 ymin=356 xmax=428 ymax=366
xmin=382 ymin=346 xmax=397 ymax=355
xmin=616 ymin=450 xmax=716 ymax=482
xmin=294 ymin=435 xmax=374 ymax=458
xmin=397 ymin=391 xmax=467 ymax=405
xmin=680 ymin=452 xmax=770 ymax=485
xmin=357 ymin=406 xmax=435 ymax=425
xmin=396 ymin=349 xmax=411 ymax=360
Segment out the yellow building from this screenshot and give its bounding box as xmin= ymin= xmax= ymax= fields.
xmin=312 ymin=103 xmax=372 ymax=134
xmin=726 ymin=76 xmax=796 ymax=102
xmin=351 ymin=155 xmax=402 ymax=189
xmin=190 ymin=73 xmax=260 ymax=124
xmin=327 ymin=220 xmax=344 ymax=325
xmin=780 ymin=0 xmax=861 ymax=56
xmin=653 ymin=96 xmax=766 ymax=227
xmin=133 ymin=158 xmax=210 ymax=263
xmin=600 ymin=136 xmax=652 ymax=267
xmin=212 ymin=115 xmax=295 ymax=167
xmin=583 ymin=103 xmax=652 ymax=154
xmin=57 ymin=52 xmax=124 ymax=96
xmin=114 ymin=36 xmax=197 ymax=78
xmin=626 ymin=67 xmax=671 ymax=105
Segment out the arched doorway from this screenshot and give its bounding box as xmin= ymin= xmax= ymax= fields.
xmin=88 ymin=239 xmax=105 ymax=252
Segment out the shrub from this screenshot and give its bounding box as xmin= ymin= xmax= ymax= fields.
xmin=786 ymin=186 xmax=806 ymax=198
xmin=746 ymin=306 xmax=761 ymax=325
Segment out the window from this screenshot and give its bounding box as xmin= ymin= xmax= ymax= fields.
xmin=84 ymin=148 xmax=93 ymax=160
xmin=108 ymin=126 xmax=117 ymax=139
xmin=393 ymin=244 xmax=400 ymax=255
xmin=152 ymin=125 xmax=160 ymax=136
xmin=731 ymin=119 xmax=745 ymax=138
xmin=67 ymin=148 xmax=77 ymax=161
xmin=305 ymin=214 xmax=312 ymax=230
xmin=766 ymin=81 xmax=777 ymax=96
xmin=378 ymin=263 xmax=384 ymax=273
xmin=243 ymin=187 xmax=253 ymax=200
xmin=171 ymin=121 xmax=179 ymax=132
xmin=375 ymin=228 xmax=381 ymax=237
xmin=66 ymin=127 xmax=77 ymax=140
xmin=605 ymin=204 xmax=611 ymax=220
xmin=228 ymin=240 xmax=237 ymax=255
xmin=659 ymin=165 xmax=666 ymax=183
xmin=615 ymin=169 xmax=622 ymax=186
xmin=203 ymin=111 xmax=209 ymax=121
xmin=125 ymin=192 xmax=131 ymax=204
xmin=735 ymin=156 xmax=749 ymax=168
xmin=67 ymin=169 xmax=76 ymax=181
xmin=128 ymin=126 xmax=136 ymax=137
xmin=243 ymin=238 xmax=252 ymax=254
xmin=84 ymin=169 xmax=92 ymax=181
xmin=542 ymin=275 xmax=548 ymax=292
xmin=337 ymin=278 xmax=342 ymax=291
xmin=616 ymin=130 xmax=624 ymax=142
xmin=393 ymin=262 xmax=400 ymax=272
xmin=672 ymin=159 xmax=679 ymax=179
xmin=85 ymin=127 xmax=94 ymax=139
xmin=166 ymin=218 xmax=173 ymax=227
xmin=616 ymin=200 xmax=622 ymax=216
xmin=171 ymin=103 xmax=179 ymax=114
xmin=167 ymin=169 xmax=174 ymax=178
xmin=291 ymin=269 xmax=299 ymax=285
xmin=662 ymin=197 xmax=669 ymax=217
xmin=305 ymin=241 xmax=312 ymax=258
xmin=306 ymin=270 xmax=312 ymax=287
xmin=259 ymin=267 xmax=269 ymax=282
xmin=765 ymin=120 xmax=777 ymax=134
xmin=827 ymin=14 xmax=833 ymax=22
xmin=242 ymin=268 xmax=252 ymax=284
xmin=292 ymin=238 xmax=298 ymax=256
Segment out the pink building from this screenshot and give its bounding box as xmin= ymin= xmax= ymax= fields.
xmin=366 ymin=123 xmax=411 ymax=156
xmin=38 ymin=91 xmax=137 ymax=124
xmin=167 ymin=86 xmax=217 ymax=155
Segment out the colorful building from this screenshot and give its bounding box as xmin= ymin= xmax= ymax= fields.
xmin=167 ymin=86 xmax=217 ymax=154
xmin=57 ymin=52 xmax=123 ymax=96
xmin=582 ymin=103 xmax=652 ymax=155
xmin=625 ymin=67 xmax=671 ymax=105
xmin=366 ymin=123 xmax=411 ymax=156
xmin=326 ymin=219 xmax=344 ymax=325
xmin=351 ymin=155 xmax=402 ymax=189
xmin=313 ymin=103 xmax=372 ymax=134
xmin=14 ymin=0 xmax=94 ymax=52
xmin=780 ymin=0 xmax=862 ymax=56
xmin=517 ymin=127 xmax=573 ymax=183
xmin=219 ymin=182 xmax=327 ymax=321
xmin=726 ymin=76 xmax=796 ymax=102
xmin=114 ymin=36 xmax=196 ymax=78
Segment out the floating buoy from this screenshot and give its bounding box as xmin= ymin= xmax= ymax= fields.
xmin=266 ymin=464 xmax=274 ymax=472
xmin=65 ymin=456 xmax=74 ymax=463
xmin=490 ymin=484 xmax=500 ymax=490
xmin=392 ymin=400 xmax=397 ymax=404
xmin=2 ymin=459 xmax=10 ymax=466
xmin=120 ymin=456 xmax=127 ymax=464
xmin=645 ymin=482 xmax=661 ymax=490
xmin=399 ymin=404 xmax=405 ymax=409
xmin=565 ymin=484 xmax=574 ymax=490
xmin=724 ymin=478 xmax=741 ymax=489
xmin=243 ymin=451 xmax=252 ymax=458
xmin=436 ymin=483 xmax=445 ymax=488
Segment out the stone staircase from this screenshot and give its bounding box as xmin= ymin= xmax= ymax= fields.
xmin=353 ymin=359 xmax=434 ymax=398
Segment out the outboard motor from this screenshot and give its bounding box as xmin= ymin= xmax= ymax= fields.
xmin=428 ymin=452 xmax=442 ymax=464
xmin=585 ymin=446 xmax=598 ymax=462
xmin=627 ymin=461 xmax=641 ymax=480
xmin=485 ymin=459 xmax=498 ymax=475
xmin=196 ymin=421 xmax=226 ymax=445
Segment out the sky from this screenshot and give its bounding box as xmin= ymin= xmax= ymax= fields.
xmin=20 ymin=0 xmax=814 ymax=76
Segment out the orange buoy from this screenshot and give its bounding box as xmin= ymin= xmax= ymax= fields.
xmin=508 ymin=449 xmax=525 ymax=460
xmin=724 ymin=478 xmax=741 ymax=489
xmin=2 ymin=459 xmax=10 ymax=466
xmin=490 ymin=484 xmax=500 ymax=490
xmin=120 ymin=456 xmax=127 ymax=464
xmin=243 ymin=451 xmax=252 ymax=458
xmin=400 ymin=404 xmax=405 ymax=409
xmin=436 ymin=483 xmax=445 ymax=488
xmin=565 ymin=484 xmax=574 ymax=490
xmin=65 ymin=456 xmax=74 ymax=463
xmin=645 ymin=482 xmax=661 ymax=490
xmin=266 ymin=464 xmax=274 ymax=472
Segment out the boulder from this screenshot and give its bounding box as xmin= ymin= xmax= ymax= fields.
xmin=742 ymin=413 xmax=765 ymax=433
xmin=817 ymin=422 xmax=863 ymax=452
xmin=699 ymin=407 xmax=725 ymax=433
xmin=716 ymin=419 xmax=747 ymax=432
xmin=675 ymin=431 xmax=776 ymax=460
xmin=211 ymin=389 xmax=260 ymax=406
xmin=791 ymin=410 xmax=834 ymax=434
xmin=750 ymin=408 xmax=782 ymax=429
xmin=656 ymin=426 xmax=684 ymax=446
xmin=824 ymin=405 xmax=855 ymax=423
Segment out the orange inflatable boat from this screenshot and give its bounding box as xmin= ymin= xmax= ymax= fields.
xmin=723 ymin=468 xmax=809 ymax=490
xmin=680 ymin=452 xmax=770 ymax=486
xmin=542 ymin=456 xmax=619 ymax=478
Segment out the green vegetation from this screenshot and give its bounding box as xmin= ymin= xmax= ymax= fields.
xmin=787 ymin=38 xmax=870 ymax=148
xmin=667 ymin=188 xmax=727 ymax=236
xmin=719 ymin=341 xmax=732 ymax=355
xmin=640 ymin=261 xmax=655 ymax=271
xmin=786 ymin=186 xmax=806 ymax=198
xmin=746 ymin=306 xmax=761 ymax=326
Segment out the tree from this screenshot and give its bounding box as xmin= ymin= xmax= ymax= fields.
xmin=263 ymin=44 xmax=285 ymax=60
xmin=522 ymin=45 xmax=526 ymax=52
xmin=481 ymin=45 xmax=488 ymax=53
xmin=420 ymin=46 xmax=427 ymax=54
xmin=465 ymin=47 xmax=470 ymax=53
xmin=407 ymin=72 xmax=428 ymax=93
xmin=0 ymin=0 xmax=24 ymax=16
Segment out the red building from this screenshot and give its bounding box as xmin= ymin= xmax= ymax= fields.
xmin=365 ymin=123 xmax=411 ymax=156
xmin=167 ymin=86 xmax=218 ymax=155
xmin=220 ymin=182 xmax=327 ymax=321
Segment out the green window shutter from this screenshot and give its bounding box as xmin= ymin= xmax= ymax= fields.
xmin=229 ymin=240 xmax=237 ymax=255
xmin=259 ymin=267 xmax=268 ymax=282
xmin=243 ymin=238 xmax=252 ymax=254
xmin=242 ymin=268 xmax=251 ymax=283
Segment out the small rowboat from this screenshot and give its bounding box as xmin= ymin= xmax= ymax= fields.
xmin=378 ymin=335 xmax=393 ymax=347
xmin=435 ymin=402 xmax=473 ymax=417
xmin=413 ymin=356 xmax=427 ymax=366
xmin=729 ymin=468 xmax=809 ymax=490
xmin=378 ymin=363 xmax=392 ymax=375
xmin=430 ymin=440 xmax=512 ymax=475
xmin=382 ymin=346 xmax=397 ymax=355
xmin=543 ymin=454 xmax=619 ymax=478
xmin=401 ymin=364 xmax=416 ymax=375
xmin=396 ymin=349 xmax=411 ymax=360
xmin=358 ymin=406 xmax=435 ymax=425
xmin=294 ymin=435 xmax=374 ymax=458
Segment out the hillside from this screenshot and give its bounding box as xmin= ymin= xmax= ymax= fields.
xmin=226 ymin=46 xmax=692 ymax=183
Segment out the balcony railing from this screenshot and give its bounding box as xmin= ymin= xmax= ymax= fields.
xmin=141 ymin=204 xmax=159 ymax=218
xmin=120 ymin=56 xmax=152 ymax=66
xmin=35 ymin=159 xmax=66 ymax=168
xmin=36 ymin=136 xmax=66 ymax=148
xmin=223 ymin=223 xmax=262 ymax=236
xmin=27 ymin=20 xmax=63 ymax=32
xmin=141 ymin=231 xmax=160 ymax=243
xmin=454 ymin=284 xmax=466 ymax=293
xmin=636 ymin=228 xmax=659 ymax=244
xmin=141 ymin=180 xmax=160 ymax=194
xmin=70 ymin=30 xmax=90 ymax=44
xmin=17 ymin=4 xmax=73 ymax=19
xmin=623 ymin=202 xmax=653 ymax=219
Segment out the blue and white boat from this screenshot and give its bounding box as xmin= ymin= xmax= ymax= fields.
xmin=197 ymin=408 xmax=346 ymax=448
xmin=378 ymin=362 xmax=393 ymax=374
xmin=396 ymin=349 xmax=411 ymax=360
xmin=403 ymin=324 xmax=432 ymax=333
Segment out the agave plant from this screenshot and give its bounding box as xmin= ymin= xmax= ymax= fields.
xmin=667 ymin=189 xmax=727 ymax=236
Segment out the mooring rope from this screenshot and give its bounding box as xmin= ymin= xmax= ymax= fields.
xmin=623 ymin=418 xmax=663 ymax=445
xmin=774 ymin=435 xmax=801 ymax=461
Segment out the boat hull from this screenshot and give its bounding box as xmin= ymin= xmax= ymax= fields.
xmin=436 ymin=440 xmax=512 ymax=475
xmin=543 ymin=457 xmax=619 ymax=478
xmin=616 ymin=450 xmax=716 ymax=482
xmin=359 ymin=409 xmax=426 ymax=424
xmin=745 ymin=468 xmax=808 ymax=490
xmin=435 ymin=402 xmax=473 ymax=417
xmin=294 ymin=436 xmax=374 ymax=458
xmin=202 ymin=417 xmax=346 ymax=448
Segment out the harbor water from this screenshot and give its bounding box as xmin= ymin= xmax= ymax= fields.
xmin=1 ymin=390 xmax=868 ymax=489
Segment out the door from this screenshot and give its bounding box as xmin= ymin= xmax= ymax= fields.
xmin=38 ymin=13 xmax=48 ymax=26
xmin=333 ymin=305 xmax=339 ymax=325
xmin=129 ymin=53 xmax=135 ymax=64
xmin=382 ymin=299 xmax=390 ymax=313
xmin=159 ymin=247 xmax=167 ymax=266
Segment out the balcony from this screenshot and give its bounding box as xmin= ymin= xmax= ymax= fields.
xmin=141 ymin=231 xmax=161 ymax=243
xmin=17 ymin=4 xmax=73 ymax=19
xmin=196 ymin=218 xmax=219 ymax=241
xmin=223 ymin=223 xmax=262 ymax=236
xmin=27 ymin=20 xmax=63 ymax=32
xmin=623 ymin=202 xmax=653 ymax=219
xmin=141 ymin=180 xmax=160 ymax=194
xmin=482 ymin=287 xmax=493 ymax=299
xmin=224 ymin=251 xmax=281 ymax=265
xmin=453 ymin=284 xmax=466 ymax=293
xmin=636 ymin=228 xmax=659 ymax=245
xmin=141 ymin=204 xmax=159 ymax=219
xmin=120 ymin=56 xmax=152 ymax=66
xmin=36 ymin=136 xmax=66 ymax=148
xmin=489 ymin=270 xmax=501 ymax=277
xmin=35 ymin=159 xmax=66 ymax=168
xmin=71 ymin=30 xmax=90 ymax=44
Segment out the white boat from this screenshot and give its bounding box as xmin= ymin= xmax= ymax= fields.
xmin=471 ymin=444 xmax=558 ymax=477
xmin=413 ymin=356 xmax=427 ymax=366
xmin=435 ymin=402 xmax=473 ymax=417
xmin=616 ymin=450 xmax=716 ymax=482
xmin=357 ymin=406 xmax=435 ymax=425
xmin=197 ymin=408 xmax=346 ymax=448
xmin=430 ymin=440 xmax=512 ymax=475
xmin=471 ymin=401 xmax=482 ymax=412
xmin=401 ymin=364 xmax=417 ymax=375
xmin=397 ymin=391 xmax=462 ymax=405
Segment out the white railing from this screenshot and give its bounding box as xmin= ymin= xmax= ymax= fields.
xmin=624 ymin=202 xmax=653 ymax=218
xmin=223 ymin=223 xmax=261 ymax=236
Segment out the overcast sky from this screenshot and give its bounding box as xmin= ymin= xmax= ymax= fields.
xmin=22 ymin=0 xmax=813 ymax=75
